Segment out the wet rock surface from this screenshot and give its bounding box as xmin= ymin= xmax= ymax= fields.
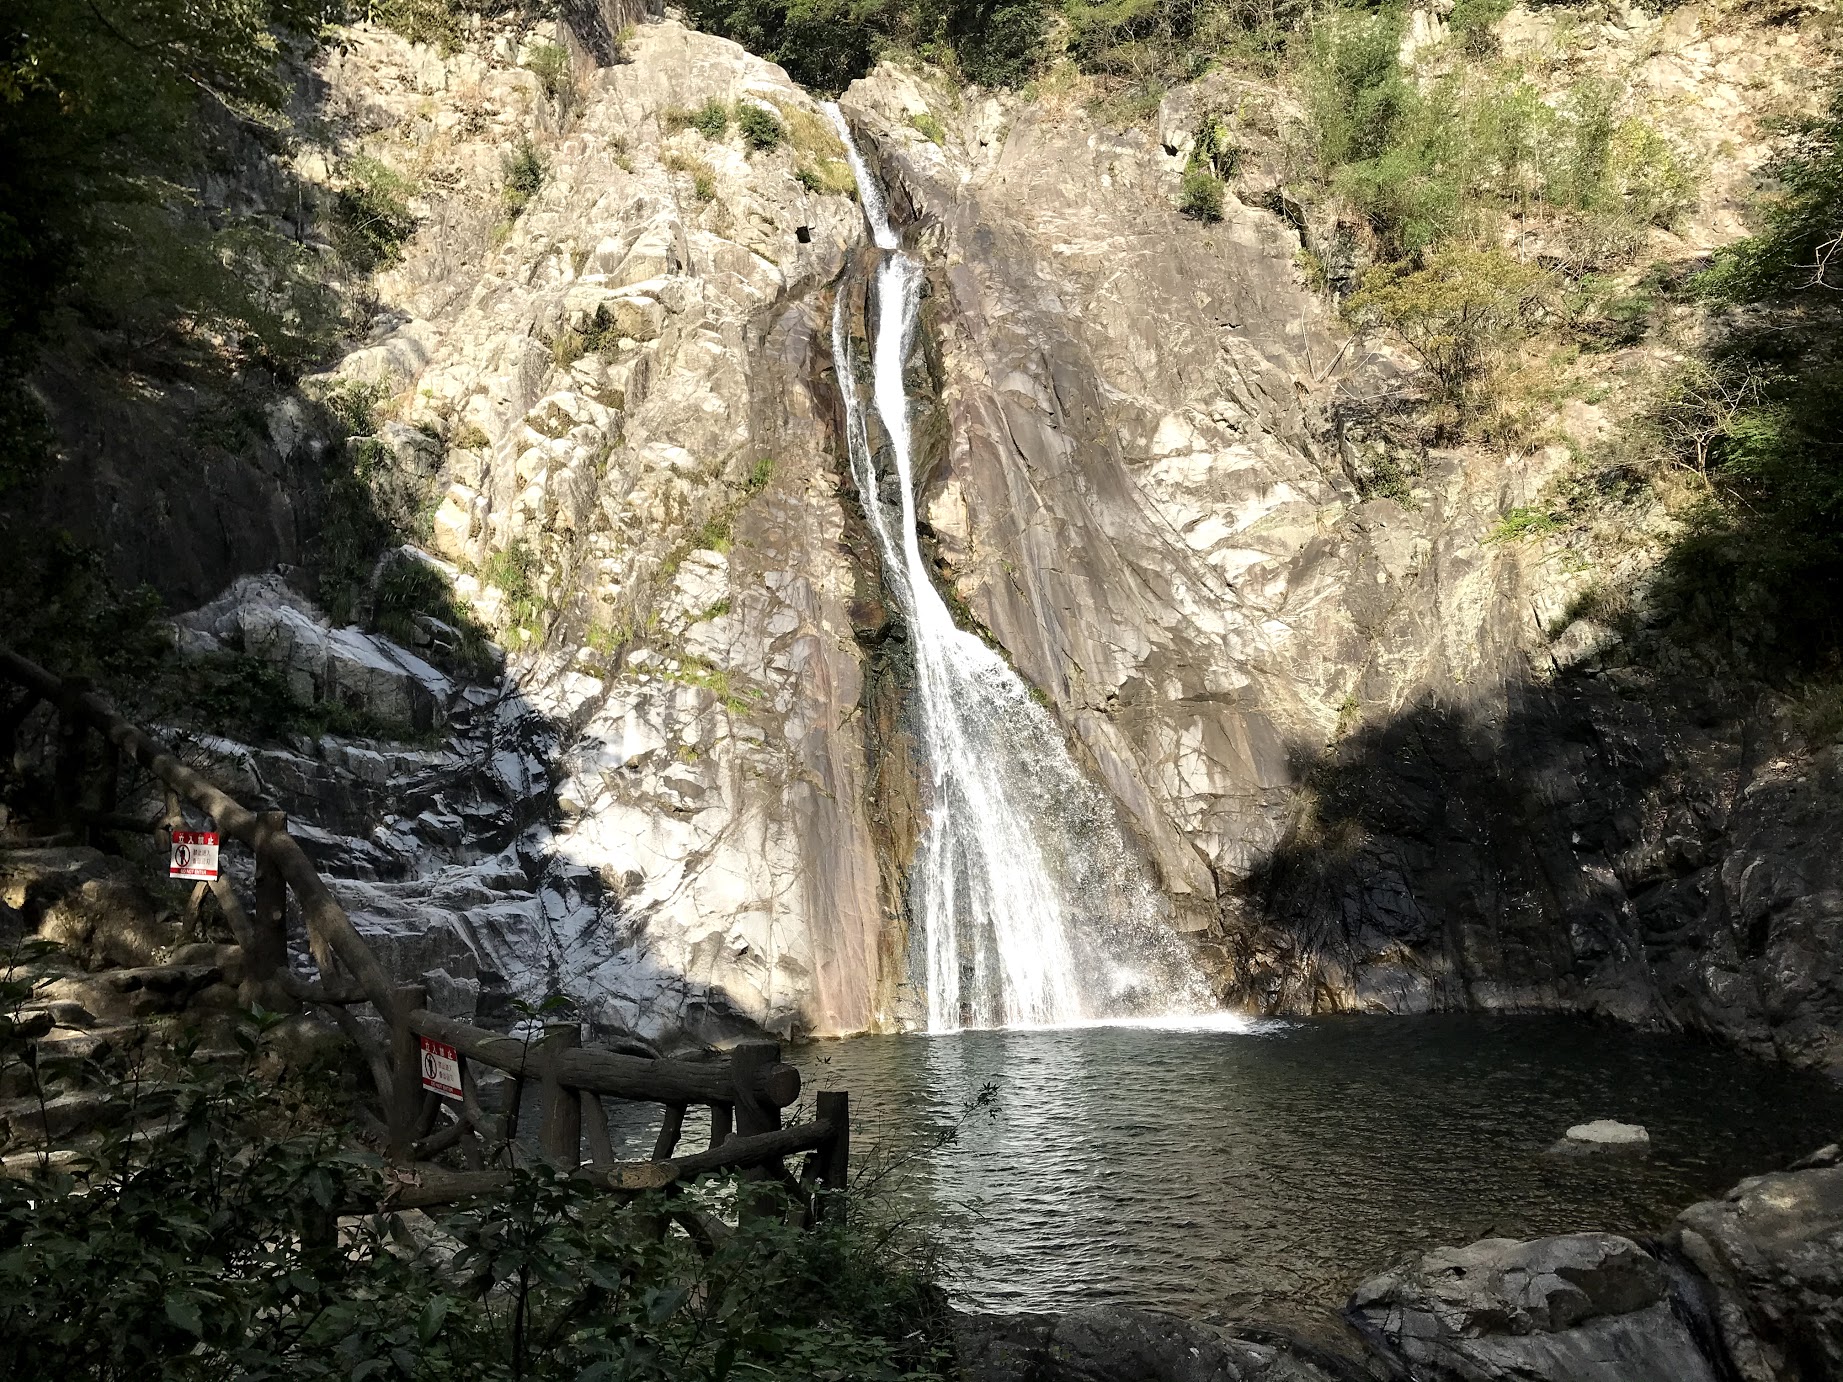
xmin=1674 ymin=1155 xmax=1843 ymax=1382
xmin=957 ymin=1307 xmax=1344 ymax=1382
xmin=962 ymin=1152 xmax=1843 ymax=1382
xmin=1347 ymin=1232 xmax=1718 ymax=1381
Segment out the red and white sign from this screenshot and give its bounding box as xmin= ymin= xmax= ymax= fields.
xmin=419 ymin=1036 xmax=463 ymax=1098
xmin=168 ymin=830 xmax=220 ymax=880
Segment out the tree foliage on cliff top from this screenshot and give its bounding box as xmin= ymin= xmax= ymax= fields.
xmin=0 ymin=0 xmax=339 ymax=492
xmin=1649 ymin=82 xmax=1843 ymax=670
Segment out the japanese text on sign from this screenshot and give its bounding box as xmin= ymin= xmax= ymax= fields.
xmin=419 ymin=1036 xmax=462 ymax=1098
xmin=169 ymin=830 xmax=220 ymax=880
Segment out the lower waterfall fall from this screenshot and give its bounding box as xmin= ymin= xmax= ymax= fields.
xmin=824 ymin=105 xmax=1216 ymax=1032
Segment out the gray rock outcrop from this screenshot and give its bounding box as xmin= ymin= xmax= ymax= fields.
xmin=1348 ymin=1232 xmax=1718 ymax=1381
xmin=957 ymin=1307 xmax=1343 ymax=1382
xmin=1675 ymin=1154 xmax=1843 ymax=1381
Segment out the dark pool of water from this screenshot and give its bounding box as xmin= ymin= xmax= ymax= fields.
xmin=785 ymin=1016 xmax=1843 ymax=1332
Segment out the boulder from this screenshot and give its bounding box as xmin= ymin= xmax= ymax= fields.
xmin=956 ymin=1307 xmax=1341 ymax=1382
xmin=177 ymin=575 xmax=453 ymax=731
xmin=1554 ymin=1119 xmax=1652 ymax=1154
xmin=1 ymin=847 xmax=176 ymax=969
xmin=1674 ymin=1160 xmax=1843 ymax=1381
xmin=1347 ymin=1232 xmax=1720 ymax=1382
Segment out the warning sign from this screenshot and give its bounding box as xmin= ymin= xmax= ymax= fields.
xmin=169 ymin=830 xmax=221 ymax=880
xmin=419 ymin=1036 xmax=463 ymax=1098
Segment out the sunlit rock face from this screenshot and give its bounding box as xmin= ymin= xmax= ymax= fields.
xmin=837 ymin=58 xmax=1843 ymax=1070
xmin=161 ymin=15 xmax=1840 ymax=1063
xmin=161 ymin=19 xmax=892 ymax=1045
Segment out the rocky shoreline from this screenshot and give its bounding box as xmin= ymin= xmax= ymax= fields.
xmin=959 ymin=1143 xmax=1843 ymax=1381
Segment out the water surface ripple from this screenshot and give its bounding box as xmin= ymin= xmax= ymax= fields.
xmin=793 ymin=1016 xmax=1843 ymax=1333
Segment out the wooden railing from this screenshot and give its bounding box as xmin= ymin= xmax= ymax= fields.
xmin=0 ymin=645 xmax=850 ymax=1223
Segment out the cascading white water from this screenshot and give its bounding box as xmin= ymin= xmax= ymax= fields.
xmin=825 ymin=104 xmax=1216 ymax=1032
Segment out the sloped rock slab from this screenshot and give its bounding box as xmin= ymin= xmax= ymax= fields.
xmin=1674 ymin=1161 xmax=1843 ymax=1381
xmin=1347 ymin=1232 xmax=1720 ymax=1381
xmin=957 ymin=1307 xmax=1342 ymax=1382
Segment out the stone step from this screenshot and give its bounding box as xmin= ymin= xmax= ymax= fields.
xmin=0 ymin=1089 xmax=126 ymax=1144
xmin=34 ymin=964 xmax=224 ymax=1019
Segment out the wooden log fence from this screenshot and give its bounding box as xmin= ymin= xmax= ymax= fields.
xmin=0 ymin=644 xmax=851 ymax=1228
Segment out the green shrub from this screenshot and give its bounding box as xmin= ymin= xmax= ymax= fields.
xmin=331 ymin=155 xmax=419 ymax=271
xmin=738 ymin=103 xmax=787 ymax=151
xmin=908 ymin=110 xmax=948 ymax=144
xmin=501 ymin=137 xmax=547 ymax=220
xmin=1448 ymin=0 xmax=1511 ymax=55
xmin=1347 ymin=248 xmax=1552 ymax=418
xmin=1702 ymin=83 xmax=1843 ymax=300
xmin=1178 ymin=166 xmax=1225 ymax=220
xmin=524 ymin=40 xmax=577 ymax=110
xmin=796 ymin=161 xmax=858 ymax=195
xmin=365 ymin=0 xmax=465 ymax=52
xmin=373 ymin=553 xmax=500 ymax=679
xmin=1487 ymin=506 xmax=1563 ymax=542
xmin=694 ymin=96 xmax=733 ymax=138
xmin=0 ymin=1031 xmax=958 ymax=1382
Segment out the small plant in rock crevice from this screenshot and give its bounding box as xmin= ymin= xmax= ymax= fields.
xmin=330 ymin=155 xmax=418 ymax=272
xmin=737 ymin=103 xmax=787 ymax=152
xmin=1179 ymin=166 xmax=1225 ymax=221
xmin=908 ymin=110 xmax=948 ymax=144
xmin=501 ymin=137 xmax=548 ymax=221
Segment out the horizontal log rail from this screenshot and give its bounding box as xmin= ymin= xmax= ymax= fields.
xmin=385 ymin=1116 xmax=842 ymax=1209
xmin=408 ymin=1010 xmax=802 ymax=1109
xmin=0 ymin=643 xmax=853 ymax=1230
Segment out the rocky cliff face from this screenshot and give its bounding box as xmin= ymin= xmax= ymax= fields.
xmin=129 ymin=7 xmax=1841 ymax=1067
xmin=126 ymin=17 xmax=909 ymax=1045
xmin=832 ymin=15 xmax=1842 ymax=1074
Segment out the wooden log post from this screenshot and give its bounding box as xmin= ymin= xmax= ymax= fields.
xmin=729 ymin=1041 xmax=783 ymax=1215
xmin=654 ymin=1102 xmax=686 ymax=1161
xmin=539 ymin=1022 xmax=583 ymax=1171
xmin=708 ymin=1102 xmax=732 ymax=1152
xmin=814 ymin=1090 xmax=850 ymax=1225
xmin=581 ymin=1090 xmax=616 ymax=1169
xmin=54 ymin=678 xmax=88 ymax=835
xmin=387 ymin=983 xmax=429 ymax=1163
xmin=245 ymin=811 xmax=290 ymax=1006
xmin=729 ymin=1043 xmax=784 ymax=1138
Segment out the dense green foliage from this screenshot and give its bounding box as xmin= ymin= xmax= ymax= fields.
xmin=332 ymin=156 xmax=421 ymax=270
xmin=1299 ymin=14 xmax=1693 ymax=258
xmin=1650 ymin=85 xmax=1843 ymax=668
xmin=678 ymin=0 xmax=1046 ymax=92
xmin=0 ymin=0 xmax=339 ymax=481
xmin=1348 ymin=247 xmax=1551 ymax=420
xmin=0 ymin=979 xmax=955 ymax=1382
xmin=738 ymin=103 xmax=788 ymax=151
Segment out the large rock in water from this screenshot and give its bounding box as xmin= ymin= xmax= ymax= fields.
xmin=1674 ymin=1152 xmax=1843 ymax=1381
xmin=956 ymin=1308 xmax=1341 ymax=1382
xmin=1347 ymin=1232 xmax=1720 ymax=1381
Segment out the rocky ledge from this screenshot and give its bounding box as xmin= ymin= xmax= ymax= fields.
xmin=960 ymin=1146 xmax=1843 ymax=1382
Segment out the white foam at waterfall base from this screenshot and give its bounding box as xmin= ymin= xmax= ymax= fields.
xmin=827 ymin=111 xmax=1223 ymax=1033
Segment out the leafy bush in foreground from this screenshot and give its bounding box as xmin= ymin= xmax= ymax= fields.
xmin=0 ymin=1056 xmax=955 ymax=1381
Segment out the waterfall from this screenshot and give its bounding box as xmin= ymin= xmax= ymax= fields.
xmin=824 ymin=105 xmax=1217 ymax=1033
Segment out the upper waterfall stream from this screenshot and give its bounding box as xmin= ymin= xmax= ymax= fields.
xmin=824 ymin=106 xmax=1219 ymax=1033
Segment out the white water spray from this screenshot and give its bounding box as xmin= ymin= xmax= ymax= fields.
xmin=824 ymin=105 xmax=1217 ymax=1032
